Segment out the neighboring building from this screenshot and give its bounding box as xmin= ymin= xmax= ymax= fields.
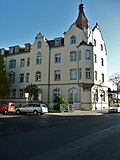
xmin=0 ymin=2 xmax=108 ymax=110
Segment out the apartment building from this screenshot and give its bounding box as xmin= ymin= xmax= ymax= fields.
xmin=0 ymin=2 xmax=108 ymax=110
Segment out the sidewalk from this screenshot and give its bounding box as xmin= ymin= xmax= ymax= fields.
xmin=48 ymin=109 xmax=108 ymax=116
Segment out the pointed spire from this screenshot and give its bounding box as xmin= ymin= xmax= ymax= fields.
xmin=75 ymin=1 xmax=89 ymax=29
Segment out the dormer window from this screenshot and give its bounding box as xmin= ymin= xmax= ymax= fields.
xmin=15 ymin=46 xmax=19 ymax=53
xmin=37 ymin=41 xmax=42 ymax=48
xmin=70 ymin=36 xmax=76 ymax=44
xmin=9 ymin=47 xmax=14 ymax=54
xmin=0 ymin=49 xmax=5 ymax=55
xmin=25 ymin=43 xmax=31 ymax=52
xmin=55 ymin=39 xmax=61 ymax=46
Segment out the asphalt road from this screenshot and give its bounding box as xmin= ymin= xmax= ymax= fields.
xmin=0 ymin=113 xmax=120 ymax=160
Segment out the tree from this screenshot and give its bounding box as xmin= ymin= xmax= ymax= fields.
xmin=109 ymin=73 xmax=120 ymax=103
xmin=24 ymin=84 xmax=39 ymax=101
xmin=0 ymin=55 xmax=10 ymax=99
xmin=53 ymin=96 xmax=68 ymax=110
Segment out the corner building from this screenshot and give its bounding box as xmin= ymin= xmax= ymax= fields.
xmin=0 ymin=3 xmax=108 ymax=110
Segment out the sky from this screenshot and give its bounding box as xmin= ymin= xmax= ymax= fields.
xmin=0 ymin=0 xmax=120 ymax=80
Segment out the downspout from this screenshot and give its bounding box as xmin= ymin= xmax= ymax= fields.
xmin=48 ymin=45 xmax=51 ymax=109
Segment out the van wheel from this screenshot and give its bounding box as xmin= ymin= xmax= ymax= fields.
xmin=33 ymin=110 xmax=38 ymax=115
xmin=4 ymin=110 xmax=8 ymax=114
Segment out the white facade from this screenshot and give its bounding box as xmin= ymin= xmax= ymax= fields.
xmin=0 ymin=3 xmax=108 ymax=110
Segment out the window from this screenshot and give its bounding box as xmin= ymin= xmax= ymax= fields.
xmin=27 ymin=58 xmax=30 ymax=66
xmin=55 ymin=39 xmax=61 ymax=46
xmin=69 ymin=88 xmax=78 ymax=103
xmin=20 ymin=59 xmax=25 ymax=67
xmin=9 ymin=72 xmax=15 ymax=83
xmin=55 ymin=53 xmax=61 ymax=63
xmin=70 ymin=69 xmax=77 ymax=80
xmin=79 ymin=68 xmax=82 ymax=79
xmin=26 ymin=73 xmax=30 ymax=82
xmin=94 ymin=54 xmax=97 ymax=63
xmin=11 ymin=89 xmax=16 ymax=98
xmin=36 ymin=71 xmax=41 ymax=81
xmin=15 ymin=47 xmax=19 ymax=53
xmin=95 ymin=71 xmax=97 ymax=81
xmin=94 ymin=39 xmax=96 ymax=46
xmin=101 ymin=44 xmax=103 ymax=51
xmin=9 ymin=47 xmax=14 ymax=54
xmin=53 ymin=88 xmax=62 ymax=98
xmin=70 ymin=36 xmax=76 ymax=44
xmin=25 ymin=44 xmax=31 ymax=52
xmin=102 ymin=73 xmax=104 ymax=83
xmin=9 ymin=59 xmax=16 ymax=68
xmin=36 ymin=52 xmax=42 ymax=64
xmin=85 ymin=50 xmax=91 ymax=60
xmin=86 ymin=68 xmax=91 ymax=79
xmin=101 ymin=58 xmax=104 ymax=66
xmin=19 ymin=89 xmax=24 ymax=98
xmin=94 ymin=90 xmax=98 ymax=102
xmin=70 ymin=51 xmax=77 ymax=61
xmin=102 ymin=90 xmax=105 ymax=102
xmin=54 ymin=70 xmax=61 ymax=81
xmin=37 ymin=41 xmax=42 ymax=48
xmin=19 ymin=74 xmax=24 ymax=83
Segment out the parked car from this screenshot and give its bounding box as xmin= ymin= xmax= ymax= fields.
xmin=0 ymin=102 xmax=16 ymax=114
xmin=108 ymin=104 xmax=120 ymax=113
xmin=16 ymin=103 xmax=48 ymax=115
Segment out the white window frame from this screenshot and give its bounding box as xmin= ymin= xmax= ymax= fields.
xmin=20 ymin=59 xmax=25 ymax=67
xmin=85 ymin=50 xmax=91 ymax=60
xmin=70 ymin=51 xmax=77 ymax=61
xmin=69 ymin=88 xmax=78 ymax=103
xmin=70 ymin=69 xmax=77 ymax=80
xmin=36 ymin=53 xmax=42 ymax=64
xmin=55 ymin=53 xmax=61 ymax=63
xmin=9 ymin=59 xmax=16 ymax=68
xmin=53 ymin=88 xmax=62 ymax=98
xmin=9 ymin=72 xmax=15 ymax=83
xmin=37 ymin=41 xmax=42 ymax=48
xmin=70 ymin=36 xmax=76 ymax=44
xmin=54 ymin=70 xmax=61 ymax=81
xmin=86 ymin=68 xmax=91 ymax=79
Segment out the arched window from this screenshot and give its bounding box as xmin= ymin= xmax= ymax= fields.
xmin=35 ymin=71 xmax=41 ymax=81
xmin=9 ymin=71 xmax=15 ymax=83
xmin=70 ymin=36 xmax=76 ymax=44
xmin=53 ymin=88 xmax=62 ymax=98
xmin=68 ymin=88 xmax=78 ymax=103
xmin=37 ymin=41 xmax=42 ymax=48
xmin=36 ymin=52 xmax=42 ymax=64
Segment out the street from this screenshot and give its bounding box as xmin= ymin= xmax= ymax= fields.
xmin=0 ymin=112 xmax=120 ymax=160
